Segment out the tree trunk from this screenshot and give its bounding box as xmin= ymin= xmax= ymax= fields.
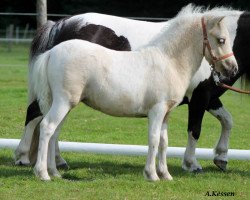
xmin=36 ymin=0 xmax=47 ymax=29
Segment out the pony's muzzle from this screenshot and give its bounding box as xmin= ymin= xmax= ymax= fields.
xmin=221 ymin=58 xmax=238 ymax=77
xmin=226 ymin=59 xmax=238 ymax=77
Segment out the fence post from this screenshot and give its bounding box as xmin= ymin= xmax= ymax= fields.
xmin=15 ymin=26 xmax=19 ymax=44
xmin=36 ymin=0 xmax=47 ymax=29
xmin=23 ymin=24 xmax=29 ymax=39
xmin=7 ymin=24 xmax=14 ymax=52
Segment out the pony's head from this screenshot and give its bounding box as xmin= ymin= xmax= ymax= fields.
xmin=202 ymin=15 xmax=238 ymax=77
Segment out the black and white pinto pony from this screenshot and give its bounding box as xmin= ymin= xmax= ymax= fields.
xmin=15 ymin=5 xmax=243 ymax=175
xmin=18 ymin=5 xmax=238 ymax=181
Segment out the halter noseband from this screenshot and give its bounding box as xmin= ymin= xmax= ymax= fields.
xmin=201 ymin=17 xmax=234 ymax=68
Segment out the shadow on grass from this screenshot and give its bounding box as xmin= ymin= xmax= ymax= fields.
xmin=61 ymin=159 xmax=250 ymax=181
xmin=202 ymin=165 xmax=250 ymax=177
xmin=0 ymin=155 xmax=33 ymax=178
xmin=1 ymin=154 xmax=249 ymax=181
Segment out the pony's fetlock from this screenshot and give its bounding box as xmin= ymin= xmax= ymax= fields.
xmin=143 ymin=168 xmax=160 ymax=181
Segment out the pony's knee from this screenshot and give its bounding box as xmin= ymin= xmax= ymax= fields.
xmin=210 ymin=107 xmax=233 ymax=130
xmin=159 ymin=134 xmax=168 ymax=149
xmin=221 ymin=111 xmax=233 ymax=130
xmin=188 ymin=126 xmax=201 ymax=140
xmin=40 ymin=120 xmax=56 ymax=139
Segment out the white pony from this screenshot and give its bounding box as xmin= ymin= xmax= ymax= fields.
xmin=14 ymin=6 xmax=242 ymax=173
xmin=30 ymin=10 xmax=237 ymax=181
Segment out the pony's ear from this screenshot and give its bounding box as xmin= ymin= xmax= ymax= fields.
xmin=209 ymin=16 xmax=226 ymax=27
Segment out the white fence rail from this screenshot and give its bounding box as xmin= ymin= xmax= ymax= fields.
xmin=0 ymin=139 xmax=249 ymax=160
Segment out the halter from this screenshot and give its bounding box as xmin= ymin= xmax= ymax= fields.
xmin=212 ymin=71 xmax=250 ymax=94
xmin=201 ymin=17 xmax=234 ymax=68
xmin=202 ymin=17 xmax=250 ymax=95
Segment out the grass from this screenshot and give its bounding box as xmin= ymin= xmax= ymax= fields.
xmin=0 ymin=43 xmax=249 ymax=200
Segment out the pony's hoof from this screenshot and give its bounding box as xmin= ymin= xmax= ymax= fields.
xmin=182 ymin=160 xmax=202 ymax=172
xmin=192 ymin=168 xmax=203 ymax=173
xmin=213 ymin=159 xmax=227 ymax=171
xmin=57 ymin=163 xmax=69 ymax=170
xmin=51 ymin=172 xmax=62 ymax=178
xmin=158 ymin=171 xmax=173 ymax=180
xmin=36 ymin=173 xmax=51 ymax=181
xmin=143 ymin=169 xmax=160 ymax=182
xmin=15 ymin=159 xmax=30 ymax=166
xmin=157 ymin=168 xmax=173 ymax=180
xmin=48 ymin=168 xmax=62 ymax=178
xmin=34 ymin=167 xmax=51 ymax=181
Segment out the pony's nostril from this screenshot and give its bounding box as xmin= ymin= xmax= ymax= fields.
xmin=225 ymin=59 xmax=238 ymax=77
xmin=233 ymin=66 xmax=238 ymax=76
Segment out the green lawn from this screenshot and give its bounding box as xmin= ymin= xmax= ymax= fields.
xmin=0 ymin=43 xmax=249 ymax=200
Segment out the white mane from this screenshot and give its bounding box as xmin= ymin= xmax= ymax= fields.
xmin=177 ymin=3 xmax=236 ymax=17
xmin=178 ymin=4 xmax=239 ymax=21
xmin=145 ymin=4 xmax=241 ymax=54
xmin=145 ymin=7 xmax=202 ymax=55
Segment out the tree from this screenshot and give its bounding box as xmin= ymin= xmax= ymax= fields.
xmin=36 ymin=0 xmax=47 ymax=28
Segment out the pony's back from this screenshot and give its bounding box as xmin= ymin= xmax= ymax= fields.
xmin=30 ymin=13 xmax=167 ymax=64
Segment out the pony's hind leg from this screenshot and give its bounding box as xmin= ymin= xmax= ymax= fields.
xmin=34 ymin=101 xmax=71 ymax=181
xmin=157 ymin=114 xmax=172 ymax=180
xmin=15 ymin=100 xmax=43 ymax=166
xmin=47 ymin=118 xmax=67 ymax=177
xmin=55 ymin=139 xmax=69 ymax=169
xmin=144 ymin=102 xmax=168 ymax=181
xmin=209 ymin=105 xmax=232 ymax=171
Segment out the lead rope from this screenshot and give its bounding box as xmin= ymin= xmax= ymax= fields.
xmin=212 ymin=71 xmax=250 ymax=94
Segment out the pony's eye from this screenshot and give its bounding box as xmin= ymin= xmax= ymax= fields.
xmin=218 ymin=38 xmax=226 ymax=44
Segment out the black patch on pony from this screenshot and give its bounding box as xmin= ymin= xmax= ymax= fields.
xmin=187 ymin=78 xmax=212 ymax=140
xmin=25 ymin=100 xmax=42 ymax=126
xmin=233 ymin=12 xmax=250 ymax=76
xmin=53 ymin=20 xmax=131 ymax=51
xmin=233 ymin=12 xmax=250 ymax=88
xmin=30 ymin=17 xmax=131 ymax=60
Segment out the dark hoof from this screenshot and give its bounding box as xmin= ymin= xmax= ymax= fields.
xmin=57 ymin=163 xmax=70 ymax=170
xmin=213 ymin=159 xmax=227 ymax=171
xmin=192 ymin=168 xmax=203 ymax=173
xmin=15 ymin=161 xmax=30 ymax=166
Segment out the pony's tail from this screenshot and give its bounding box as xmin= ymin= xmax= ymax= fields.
xmin=240 ymin=74 xmax=250 ymax=93
xmin=29 ymin=20 xmax=55 ymax=66
xmin=30 ymin=51 xmax=52 ymax=115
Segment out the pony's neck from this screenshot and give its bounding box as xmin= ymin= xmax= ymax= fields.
xmin=153 ymin=16 xmax=204 ymax=79
xmin=232 ymin=12 xmax=250 ymax=76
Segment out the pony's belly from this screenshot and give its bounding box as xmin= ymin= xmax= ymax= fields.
xmin=82 ymin=92 xmax=148 ymax=117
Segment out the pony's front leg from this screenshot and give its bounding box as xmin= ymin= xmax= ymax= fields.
xmin=15 ymin=116 xmax=42 ymax=166
xmin=34 ymin=102 xmax=70 ymax=181
xmin=208 ymin=102 xmax=232 ymax=171
xmin=144 ymin=103 xmax=168 ymax=181
xmin=157 ymin=115 xmax=173 ymax=180
xmin=182 ymin=100 xmax=206 ymax=172
xmin=182 ymin=131 xmax=202 ymax=172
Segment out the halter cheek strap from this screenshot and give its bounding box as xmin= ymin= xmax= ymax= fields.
xmin=201 ymin=17 xmax=234 ymax=67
